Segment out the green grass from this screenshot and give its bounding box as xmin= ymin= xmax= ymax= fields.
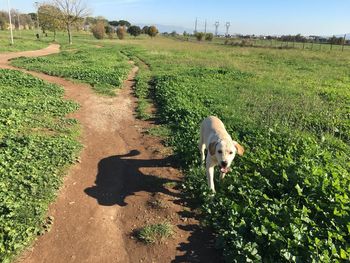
xmin=3 ymin=30 xmax=349 ymax=261
xmin=122 ymin=50 xmax=153 ymax=119
xmin=135 ymin=222 xmax=174 ymax=244
xmin=172 ymin=35 xmax=350 ymax=52
xmin=147 ymin=126 xmax=171 ymax=138
xmin=0 ymin=69 xmax=81 ymax=262
xmin=0 ymin=30 xmax=51 ymax=52
xmin=11 ymin=43 xmax=131 ymax=96
xmin=121 ymin=37 xmax=350 ymax=262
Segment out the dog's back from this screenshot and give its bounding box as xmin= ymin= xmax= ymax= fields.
xmin=200 ymin=116 xmax=230 ymax=143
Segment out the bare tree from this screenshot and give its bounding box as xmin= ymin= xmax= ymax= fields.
xmin=52 ymin=0 xmax=89 ymax=44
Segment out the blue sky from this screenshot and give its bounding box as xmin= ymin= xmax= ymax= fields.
xmin=1 ymin=0 xmax=349 ymax=35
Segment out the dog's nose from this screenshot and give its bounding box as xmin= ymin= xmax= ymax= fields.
xmin=221 ymin=161 xmax=228 ymax=167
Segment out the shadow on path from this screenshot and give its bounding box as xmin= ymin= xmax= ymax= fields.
xmin=84 ymin=150 xmax=179 ymax=206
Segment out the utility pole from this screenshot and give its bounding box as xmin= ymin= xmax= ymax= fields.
xmin=7 ymin=0 xmax=14 ymax=45
xmin=342 ymin=34 xmax=346 ymax=52
xmin=204 ymin=19 xmax=207 ymax=34
xmin=214 ymin=21 xmax=219 ymax=36
xmin=225 ymin=22 xmax=230 ymax=37
xmin=194 ymin=17 xmax=197 ymax=34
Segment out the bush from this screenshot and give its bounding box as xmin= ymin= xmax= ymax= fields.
xmin=116 ymin=26 xmax=126 ymax=40
xmin=148 ymin=25 xmax=158 ymax=38
xmin=195 ymin=32 xmax=205 ymax=41
xmin=205 ymin=33 xmax=214 ymax=41
xmin=91 ymin=21 xmax=105 ymax=39
xmin=105 ymin=25 xmax=114 ymax=39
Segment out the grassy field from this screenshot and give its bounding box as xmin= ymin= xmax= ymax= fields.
xmin=0 ymin=30 xmax=52 ymax=52
xmin=120 ymin=37 xmax=350 ymax=262
xmin=0 ymin=69 xmax=81 ymax=262
xmin=2 ymin=31 xmax=350 ymax=262
xmin=10 ymin=31 xmax=132 ymax=96
xmin=12 ymin=45 xmax=131 ymax=96
xmin=174 ymin=35 xmax=350 ymax=52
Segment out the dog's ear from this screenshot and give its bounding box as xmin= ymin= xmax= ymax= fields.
xmin=209 ymin=142 xmax=217 ymax=156
xmin=235 ymin=143 xmax=244 ymax=156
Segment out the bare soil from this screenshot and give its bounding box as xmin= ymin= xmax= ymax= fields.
xmin=0 ymin=44 xmax=222 ymax=263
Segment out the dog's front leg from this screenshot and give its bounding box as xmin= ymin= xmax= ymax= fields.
xmin=206 ymin=157 xmax=216 ymax=193
xmin=200 ymin=144 xmax=206 ymax=164
xmin=220 ymin=173 xmax=226 ymax=180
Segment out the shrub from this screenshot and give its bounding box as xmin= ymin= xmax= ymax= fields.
xmin=105 ymin=25 xmax=114 ymax=39
xmin=116 ymin=26 xmax=126 ymax=40
xmin=148 ymin=25 xmax=158 ymax=38
xmin=205 ymin=33 xmax=214 ymax=41
xmin=91 ymin=21 xmax=105 ymax=39
xmin=195 ymin=32 xmax=205 ymax=41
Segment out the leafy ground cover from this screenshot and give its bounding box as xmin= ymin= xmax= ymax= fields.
xmin=0 ymin=69 xmax=81 ymax=262
xmin=11 ymin=42 xmax=131 ymax=96
xmin=123 ymin=38 xmax=350 ymax=262
xmin=0 ymin=30 xmax=51 ymax=52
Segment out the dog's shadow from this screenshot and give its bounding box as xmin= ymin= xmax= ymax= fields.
xmin=84 ymin=149 xmax=179 ymax=206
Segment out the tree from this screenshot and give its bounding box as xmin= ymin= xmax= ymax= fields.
xmin=141 ymin=25 xmax=149 ymax=34
xmin=91 ymin=20 xmax=105 ymax=39
xmin=117 ymin=20 xmax=130 ymax=27
xmin=52 ymin=0 xmax=90 ymax=44
xmin=105 ymin=25 xmax=114 ymax=39
xmin=38 ymin=4 xmax=63 ymax=41
xmin=147 ymin=25 xmax=158 ymax=38
xmin=116 ymin=26 xmax=126 ymax=40
xmin=109 ymin=20 xmax=119 ymax=27
xmin=0 ymin=11 xmax=8 ymax=30
xmin=127 ymin=25 xmax=141 ymax=38
xmin=28 ymin=12 xmax=37 ymax=22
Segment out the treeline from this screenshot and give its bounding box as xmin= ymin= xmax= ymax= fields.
xmin=237 ymin=33 xmax=349 ymax=45
xmin=1 ymin=1 xmax=158 ymax=43
xmin=0 ymin=10 xmax=36 ymax=30
xmin=88 ymin=18 xmax=159 ymax=39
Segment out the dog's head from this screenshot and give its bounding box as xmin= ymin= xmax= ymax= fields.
xmin=209 ymin=140 xmax=244 ymax=173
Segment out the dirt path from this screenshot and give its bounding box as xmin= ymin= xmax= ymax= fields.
xmin=0 ymin=45 xmax=221 ymax=263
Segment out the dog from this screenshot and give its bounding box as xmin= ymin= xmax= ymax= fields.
xmin=199 ymin=116 xmax=244 ymax=193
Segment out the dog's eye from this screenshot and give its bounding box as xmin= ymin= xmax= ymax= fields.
xmin=229 ymin=151 xmax=233 ymax=154
xmin=218 ymin=150 xmax=222 ymax=154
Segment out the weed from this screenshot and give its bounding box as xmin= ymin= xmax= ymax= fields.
xmin=135 ymin=222 xmax=174 ymax=244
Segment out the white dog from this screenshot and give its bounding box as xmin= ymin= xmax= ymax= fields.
xmin=199 ymin=116 xmax=244 ymax=193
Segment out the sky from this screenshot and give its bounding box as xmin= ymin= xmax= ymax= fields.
xmin=1 ymin=0 xmax=349 ymax=35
